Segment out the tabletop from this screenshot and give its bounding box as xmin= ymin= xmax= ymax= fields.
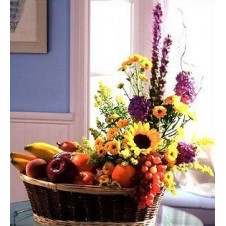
xmin=10 ymin=200 xmax=203 ymax=226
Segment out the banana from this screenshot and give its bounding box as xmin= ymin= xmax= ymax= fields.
xmin=24 ymin=142 xmax=63 ymax=161
xmin=10 ymin=152 xmax=36 ymax=161
xmin=11 ymin=157 xmax=29 ymax=173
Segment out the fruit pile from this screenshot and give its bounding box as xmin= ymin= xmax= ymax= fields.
xmin=11 ymin=141 xmax=136 ymax=187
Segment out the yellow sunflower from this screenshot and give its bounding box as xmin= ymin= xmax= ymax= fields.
xmin=124 ymin=122 xmax=161 ymax=154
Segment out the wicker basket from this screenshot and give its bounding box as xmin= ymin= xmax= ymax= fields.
xmin=20 ymin=174 xmax=164 ymax=226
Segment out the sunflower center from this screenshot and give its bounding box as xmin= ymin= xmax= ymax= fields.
xmin=134 ymin=134 xmax=151 ymax=149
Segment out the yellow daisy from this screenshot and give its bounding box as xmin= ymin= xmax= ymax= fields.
xmin=138 ymin=74 xmax=149 ymax=82
xmin=124 ymin=122 xmax=161 ymax=154
xmin=129 ymin=54 xmax=143 ymax=62
xmin=164 ymin=144 xmax=178 ymax=162
xmin=163 ymin=171 xmax=174 ymax=184
xmin=140 ymin=60 xmax=152 ymax=71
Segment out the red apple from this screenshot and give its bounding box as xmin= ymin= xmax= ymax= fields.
xmin=74 ymin=171 xmax=95 ymax=185
xmin=57 ymin=141 xmax=79 ymax=152
xmin=54 ymin=152 xmax=72 ymax=160
xmin=71 ymin=153 xmax=93 ymax=172
xmin=46 ymin=157 xmax=77 ymax=183
xmin=26 ymin=158 xmax=47 ymax=179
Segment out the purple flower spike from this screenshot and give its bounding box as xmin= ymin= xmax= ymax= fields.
xmin=157 ymin=35 xmax=172 ymax=98
xmin=128 ymin=96 xmax=151 ymax=122
xmin=150 ymin=3 xmax=163 ymax=86
xmin=150 ymin=4 xmax=172 ymax=106
xmin=174 ymin=71 xmax=196 ymax=104
xmin=176 ymin=142 xmax=197 ymax=165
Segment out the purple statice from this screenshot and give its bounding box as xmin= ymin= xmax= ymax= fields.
xmin=174 ymin=71 xmax=196 ymax=104
xmin=176 ymin=142 xmax=197 ymax=165
xmin=128 ymin=96 xmax=151 ymax=122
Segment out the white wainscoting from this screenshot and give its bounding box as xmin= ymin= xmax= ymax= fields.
xmin=10 ymin=111 xmax=77 ymax=203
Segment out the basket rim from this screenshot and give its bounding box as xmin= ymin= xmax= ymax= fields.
xmin=20 ymin=174 xmax=135 ymax=195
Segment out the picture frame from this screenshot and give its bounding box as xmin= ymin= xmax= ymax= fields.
xmin=10 ymin=0 xmax=47 ymax=53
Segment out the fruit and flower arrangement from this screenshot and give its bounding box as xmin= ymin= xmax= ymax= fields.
xmin=11 ymin=3 xmax=214 ymax=210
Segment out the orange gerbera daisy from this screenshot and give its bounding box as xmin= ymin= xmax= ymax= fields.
xmin=152 ymin=106 xmax=167 ymax=119
xmin=163 ymin=95 xmax=174 ymax=105
xmin=96 ymin=148 xmax=106 ymax=158
xmin=106 ymin=128 xmax=119 ymax=140
xmin=108 ymin=140 xmax=120 ymax=155
xmin=94 ymin=136 xmax=104 ymax=150
xmin=118 ymin=60 xmax=133 ymax=71
xmin=117 ymin=119 xmax=129 ymax=128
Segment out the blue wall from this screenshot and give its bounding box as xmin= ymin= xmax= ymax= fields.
xmin=10 ymin=0 xmax=70 ymax=113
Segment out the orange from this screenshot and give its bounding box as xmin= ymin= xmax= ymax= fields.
xmin=111 ymin=163 xmax=136 ymax=188
xmin=71 ymin=153 xmax=93 ymax=172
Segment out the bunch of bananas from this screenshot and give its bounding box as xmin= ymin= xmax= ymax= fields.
xmin=11 ymin=142 xmax=63 ymax=173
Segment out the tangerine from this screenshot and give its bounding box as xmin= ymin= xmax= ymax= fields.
xmin=111 ymin=163 xmax=136 ymax=188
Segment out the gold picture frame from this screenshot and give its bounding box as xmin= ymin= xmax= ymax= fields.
xmin=10 ymin=0 xmax=47 ymax=53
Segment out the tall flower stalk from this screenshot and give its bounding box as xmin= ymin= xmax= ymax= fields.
xmin=150 ymin=3 xmax=163 ymax=105
xmin=150 ymin=4 xmax=172 ymax=106
xmin=158 ymin=35 xmax=172 ymax=99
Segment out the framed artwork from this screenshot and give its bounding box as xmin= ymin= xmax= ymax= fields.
xmin=10 ymin=0 xmax=47 ymax=53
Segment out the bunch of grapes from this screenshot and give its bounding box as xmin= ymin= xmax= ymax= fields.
xmin=135 ymin=154 xmax=166 ymax=209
